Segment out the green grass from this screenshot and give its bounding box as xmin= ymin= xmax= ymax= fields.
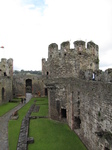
xmin=28 ymin=97 xmax=87 ymax=150
xmin=28 ymin=119 xmax=87 ymax=150
xmin=8 ymin=97 xmax=87 ymax=150
xmin=31 ymin=98 xmax=48 ymax=116
xmin=8 ymin=97 xmax=47 ymax=150
xmin=0 ymin=99 xmax=20 ymax=117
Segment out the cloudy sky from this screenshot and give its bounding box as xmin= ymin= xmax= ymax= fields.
xmin=0 ymin=0 xmax=112 ymax=71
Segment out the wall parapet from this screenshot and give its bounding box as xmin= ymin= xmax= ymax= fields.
xmin=79 ymin=69 xmax=112 ymax=82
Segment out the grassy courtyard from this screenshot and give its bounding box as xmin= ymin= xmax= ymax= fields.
xmin=8 ymin=97 xmax=87 ymax=150
xmin=0 ymin=99 xmax=20 ymax=117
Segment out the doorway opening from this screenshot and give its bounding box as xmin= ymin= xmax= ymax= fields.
xmin=26 ymin=79 xmax=32 ymax=93
xmin=61 ymin=108 xmax=66 ymax=118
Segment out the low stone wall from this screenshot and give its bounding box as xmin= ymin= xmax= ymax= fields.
xmin=17 ymin=104 xmax=35 ymax=150
xmin=17 ymin=103 xmax=48 ymax=150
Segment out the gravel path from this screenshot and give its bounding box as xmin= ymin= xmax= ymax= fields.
xmin=0 ymin=93 xmax=32 ymax=150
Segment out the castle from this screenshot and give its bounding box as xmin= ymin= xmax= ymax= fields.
xmin=42 ymin=40 xmax=112 ymax=150
xmin=0 ymin=40 xmax=112 ymax=150
xmin=0 ymin=59 xmax=46 ymax=103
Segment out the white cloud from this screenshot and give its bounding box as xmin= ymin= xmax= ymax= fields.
xmin=0 ymin=0 xmax=112 ymax=71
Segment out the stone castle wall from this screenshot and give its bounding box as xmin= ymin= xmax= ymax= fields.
xmin=13 ymin=74 xmax=46 ymax=98
xmin=0 ymin=58 xmax=13 ymax=104
xmin=43 ymin=40 xmax=112 ymax=150
xmin=45 ymin=78 xmax=112 ymax=150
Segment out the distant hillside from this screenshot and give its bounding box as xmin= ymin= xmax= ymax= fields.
xmin=13 ymin=70 xmax=42 ymax=75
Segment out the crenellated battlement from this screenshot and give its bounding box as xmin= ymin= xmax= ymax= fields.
xmin=43 ymin=40 xmax=112 ymax=150
xmin=42 ymin=40 xmax=99 ymax=78
xmin=74 ymin=40 xmax=85 ymax=52
xmin=48 ymin=43 xmax=58 ymax=58
xmin=61 ymin=41 xmax=70 ymax=50
xmin=0 ymin=58 xmax=13 ymax=77
xmin=48 ymin=40 xmax=99 ymax=58
xmin=79 ymin=68 xmax=112 ymax=83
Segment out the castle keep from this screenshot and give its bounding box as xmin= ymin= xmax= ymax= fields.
xmin=42 ymin=40 xmax=99 ymax=78
xmin=42 ymin=40 xmax=112 ymax=150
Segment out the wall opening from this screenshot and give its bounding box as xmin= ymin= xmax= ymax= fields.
xmin=61 ymin=108 xmax=66 ymax=118
xmin=2 ymin=87 xmax=5 ymax=101
xmin=26 ymin=79 xmax=32 ymax=93
xmin=45 ymin=88 xmax=48 ymax=96
xmin=4 ymin=72 xmax=7 ymax=76
xmin=47 ymin=71 xmax=49 ymax=75
xmin=74 ymin=116 xmax=81 ymax=129
xmin=0 ymin=69 xmax=1 ymax=75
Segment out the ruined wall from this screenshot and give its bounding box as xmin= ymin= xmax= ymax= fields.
xmin=43 ymin=40 xmax=112 ymax=150
xmin=79 ymin=68 xmax=112 ymax=83
xmin=0 ymin=77 xmax=12 ymax=104
xmin=0 ymin=58 xmax=13 ymax=104
xmin=42 ymin=40 xmax=99 ymax=78
xmin=45 ymin=78 xmax=112 ymax=150
xmin=13 ymin=74 xmax=46 ymax=98
xmin=0 ymin=58 xmax=13 ymax=78
xmin=69 ymin=79 xmax=112 ymax=150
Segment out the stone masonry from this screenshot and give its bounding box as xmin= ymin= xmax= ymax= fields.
xmin=42 ymin=40 xmax=112 ymax=150
xmin=0 ymin=58 xmax=13 ymax=104
xmin=13 ymin=73 xmax=46 ymax=98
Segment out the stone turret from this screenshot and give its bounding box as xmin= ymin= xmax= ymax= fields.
xmin=0 ymin=58 xmax=13 ymax=77
xmin=61 ymin=41 xmax=70 ymax=51
xmin=73 ymin=40 xmax=85 ymax=53
xmin=7 ymin=58 xmax=13 ymax=77
xmin=42 ymin=40 xmax=99 ymax=78
xmin=42 ymin=58 xmax=46 ymax=75
xmin=48 ymin=43 xmax=58 ymax=59
xmin=87 ymin=41 xmax=98 ymax=56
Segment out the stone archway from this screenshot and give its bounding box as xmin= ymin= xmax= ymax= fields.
xmin=26 ymin=79 xmax=32 ymax=93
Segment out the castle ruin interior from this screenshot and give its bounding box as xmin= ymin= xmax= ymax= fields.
xmin=0 ymin=40 xmax=112 ymax=150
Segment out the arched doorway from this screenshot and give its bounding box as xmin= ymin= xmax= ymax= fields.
xmin=2 ymin=87 xmax=5 ymax=101
xmin=26 ymin=79 xmax=32 ymax=93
